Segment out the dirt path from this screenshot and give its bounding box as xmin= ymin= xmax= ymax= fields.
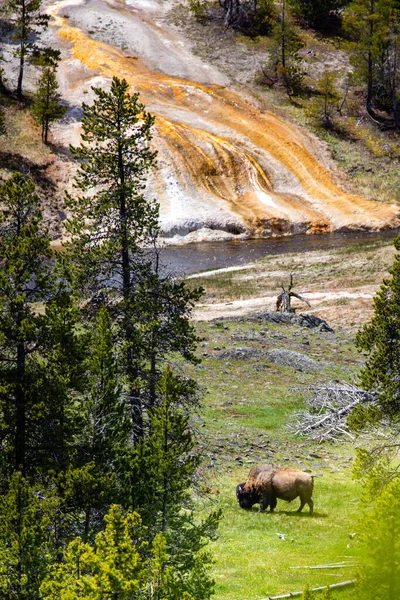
xmin=193 ymin=287 xmax=376 ymax=321
xmin=41 ymin=0 xmax=399 ymax=243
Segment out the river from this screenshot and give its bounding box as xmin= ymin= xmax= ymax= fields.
xmin=161 ymin=229 xmax=400 ymax=275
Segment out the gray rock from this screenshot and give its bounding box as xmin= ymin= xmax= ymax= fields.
xmin=265 ymin=349 xmax=320 ymax=372
xmin=217 ymin=347 xmax=264 ymax=360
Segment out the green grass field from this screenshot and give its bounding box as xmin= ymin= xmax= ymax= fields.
xmin=190 ymin=314 xmax=370 ymax=599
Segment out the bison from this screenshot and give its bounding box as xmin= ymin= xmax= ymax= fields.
xmin=236 ymin=464 xmax=314 ymax=514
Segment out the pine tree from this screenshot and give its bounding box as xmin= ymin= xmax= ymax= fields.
xmin=301 ymin=586 xmax=316 ymax=599
xmin=67 ymin=77 xmax=202 ymax=439
xmin=0 ymin=174 xmax=86 ymax=482
xmin=40 ymin=506 xmax=147 ymax=600
xmin=32 ymin=66 xmax=66 ymax=144
xmin=0 ymin=173 xmax=54 ymax=477
xmin=355 ymin=234 xmax=400 ymax=420
xmin=126 ymin=367 xmax=220 ymax=599
xmin=268 ymin=0 xmax=304 ymax=97
xmin=343 ymin=0 xmax=395 ymax=118
xmin=0 ymin=472 xmax=54 ymax=600
xmin=355 ymin=479 xmax=400 ymax=599
xmin=1 ymin=0 xmax=49 ymax=98
xmin=66 ymin=76 xmax=158 ymax=439
xmin=350 ymin=234 xmax=400 ymax=486
xmin=290 ymin=0 xmax=349 ymax=31
xmin=40 ymin=505 xmax=195 ymax=600
xmin=306 ymin=72 xmax=341 ymax=128
xmin=128 ymin=367 xmax=201 ymax=530
xmin=136 ymin=258 xmax=202 ymax=411
xmin=66 ymin=308 xmax=130 ymax=540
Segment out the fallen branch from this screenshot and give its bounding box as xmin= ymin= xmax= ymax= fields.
xmin=290 ymin=563 xmax=357 ymax=570
xmin=287 ymin=382 xmax=376 ymax=442
xmin=262 ymin=579 xmax=356 ymax=599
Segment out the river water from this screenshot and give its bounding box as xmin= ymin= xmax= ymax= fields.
xmin=160 ymin=229 xmax=400 ymax=275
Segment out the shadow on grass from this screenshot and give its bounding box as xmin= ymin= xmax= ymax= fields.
xmin=273 ymin=510 xmax=328 ymax=518
xmin=243 ymin=507 xmax=328 ymax=518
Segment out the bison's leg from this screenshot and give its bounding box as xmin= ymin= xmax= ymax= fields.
xmin=297 ymin=496 xmax=314 ymax=515
xmin=259 ymin=495 xmax=270 ymax=512
xmin=308 ymin=498 xmax=314 ymax=515
xmin=269 ymin=496 xmax=277 ymax=513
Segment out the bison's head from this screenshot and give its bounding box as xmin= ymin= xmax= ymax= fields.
xmin=236 ymin=482 xmax=261 ymax=509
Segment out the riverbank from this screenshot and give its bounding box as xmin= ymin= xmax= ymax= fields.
xmin=187 ymin=235 xmax=396 ymax=328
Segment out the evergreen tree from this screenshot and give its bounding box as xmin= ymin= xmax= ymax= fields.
xmin=350 ymin=234 xmax=400 ymax=486
xmin=0 ymin=173 xmax=54 ymax=477
xmin=306 ymin=72 xmax=341 ymax=128
xmin=355 ymin=234 xmax=400 ymax=420
xmin=37 ymin=288 xmax=87 ymax=475
xmin=290 ymin=0 xmax=349 ymax=31
xmin=126 ymin=368 xmax=219 ymax=599
xmin=66 ymin=76 xmax=158 ymax=439
xmin=40 ymin=506 xmax=147 ymax=600
xmin=354 ymin=479 xmax=400 ymax=599
xmin=0 ymin=174 xmax=86 ymax=482
xmin=40 ymin=505 xmax=197 ymax=600
xmin=301 ymin=586 xmax=315 ymax=599
xmin=0 ymin=0 xmax=49 ymax=98
xmin=67 ymin=77 xmax=202 ymax=438
xmin=32 ymin=65 xmax=66 ymax=144
xmin=136 ymin=258 xmax=202 ymax=411
xmin=268 ymin=0 xmax=304 ymax=97
xmin=343 ymin=0 xmax=398 ymax=120
xmin=128 ymin=368 xmax=200 ymax=529
xmin=0 ymin=472 xmax=54 ymax=600
xmin=66 ymin=308 xmax=130 ymax=540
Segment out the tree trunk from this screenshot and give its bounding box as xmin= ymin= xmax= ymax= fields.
xmin=366 ymin=0 xmax=375 ymax=112
xmin=117 ymin=135 xmax=144 ymax=440
xmin=16 ymin=0 xmax=26 ymax=99
xmin=15 ymin=340 xmax=26 ymax=473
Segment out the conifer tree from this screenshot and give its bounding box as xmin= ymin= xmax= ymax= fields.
xmin=343 ymin=0 xmax=393 ymax=116
xmin=350 ymin=234 xmax=400 ymax=485
xmin=67 ymin=77 xmax=202 ymax=439
xmin=67 ymin=76 xmax=158 ymax=439
xmin=290 ymin=0 xmax=349 ymax=31
xmin=1 ymin=0 xmax=49 ymax=98
xmin=0 ymin=173 xmax=54 ymax=476
xmin=127 ymin=367 xmax=219 ymax=599
xmin=40 ymin=505 xmax=195 ymax=600
xmin=355 ymin=479 xmax=400 ymax=599
xmin=32 ymin=65 xmax=66 ymax=144
xmin=0 ymin=472 xmax=54 ymax=600
xmin=0 ymin=174 xmax=86 ymax=481
xmin=65 ymin=308 xmax=130 ymax=540
xmin=306 ymin=72 xmax=341 ymax=128
xmin=268 ymin=0 xmax=304 ymax=97
xmin=40 ymin=506 xmax=147 ymax=600
xmin=128 ymin=368 xmax=200 ymax=529
xmin=355 ymin=234 xmax=400 ymax=420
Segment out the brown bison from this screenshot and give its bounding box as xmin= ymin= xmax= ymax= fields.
xmin=236 ymin=464 xmax=314 ymax=514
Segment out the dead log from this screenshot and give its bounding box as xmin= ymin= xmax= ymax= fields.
xmin=276 ymin=274 xmax=310 ymax=314
xmin=262 ymin=579 xmax=356 ymax=599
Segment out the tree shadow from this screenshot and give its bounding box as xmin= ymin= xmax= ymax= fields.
xmin=0 ymin=152 xmax=56 ymax=192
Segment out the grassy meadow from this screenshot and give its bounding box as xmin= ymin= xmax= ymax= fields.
xmin=186 ymin=239 xmax=397 ymax=599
